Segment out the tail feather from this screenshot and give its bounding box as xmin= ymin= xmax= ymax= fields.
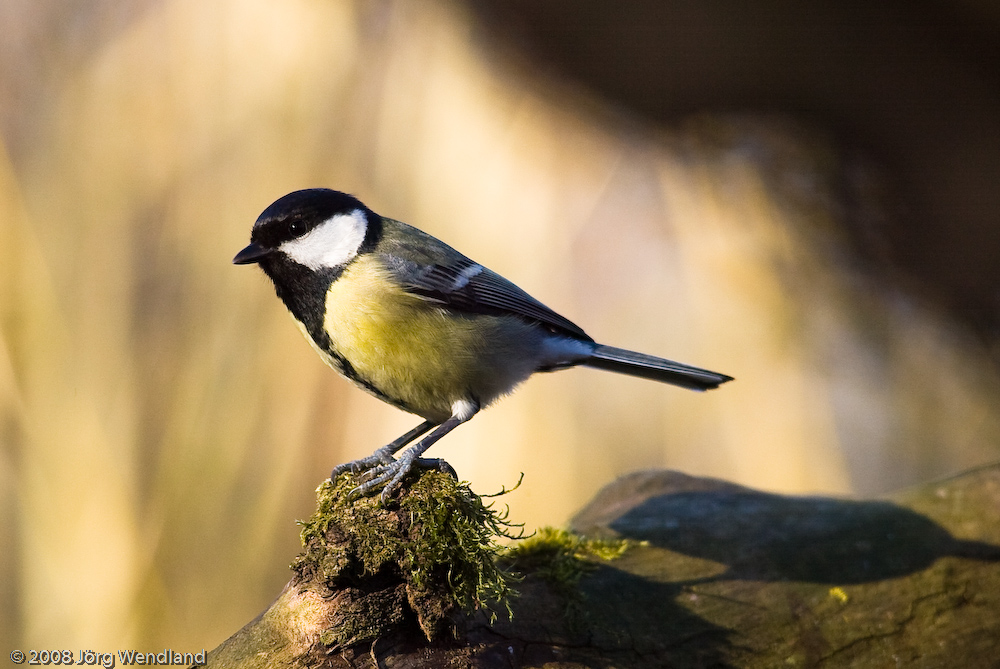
xmin=583 ymin=344 xmax=733 ymax=391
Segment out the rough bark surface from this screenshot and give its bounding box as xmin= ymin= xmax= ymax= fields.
xmin=199 ymin=465 xmax=1000 ymax=668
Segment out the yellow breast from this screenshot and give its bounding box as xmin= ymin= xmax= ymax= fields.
xmin=320 ymin=255 xmax=541 ymax=421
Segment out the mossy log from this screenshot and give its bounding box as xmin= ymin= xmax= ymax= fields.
xmin=199 ymin=464 xmax=1000 ymax=668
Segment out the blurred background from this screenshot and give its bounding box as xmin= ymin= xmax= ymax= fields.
xmin=2 ymin=0 xmax=999 ymax=654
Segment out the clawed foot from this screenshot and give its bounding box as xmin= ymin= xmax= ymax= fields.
xmin=331 ymin=451 xmax=457 ymax=503
xmin=330 ymin=445 xmax=396 ymax=478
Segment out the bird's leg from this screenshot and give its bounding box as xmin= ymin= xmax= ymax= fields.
xmin=330 ymin=419 xmax=435 ymax=480
xmin=354 ymin=400 xmax=480 ymax=502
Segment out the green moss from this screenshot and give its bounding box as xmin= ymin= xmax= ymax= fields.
xmin=292 ymin=469 xmax=522 ymax=646
xmin=502 ymin=526 xmax=636 ymax=601
xmin=397 ymin=470 xmax=522 ymax=618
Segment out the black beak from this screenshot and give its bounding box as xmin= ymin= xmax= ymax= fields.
xmin=233 ymin=242 xmax=272 ymax=265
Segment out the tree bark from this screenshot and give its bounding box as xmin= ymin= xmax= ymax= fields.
xmin=199 ymin=464 xmax=1000 ymax=668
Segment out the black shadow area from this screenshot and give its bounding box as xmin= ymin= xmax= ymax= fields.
xmin=473 ymin=565 xmax=735 ymax=669
xmin=587 ymin=482 xmax=1000 ymax=584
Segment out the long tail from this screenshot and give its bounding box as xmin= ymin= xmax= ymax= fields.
xmin=583 ymin=344 xmax=733 ymax=391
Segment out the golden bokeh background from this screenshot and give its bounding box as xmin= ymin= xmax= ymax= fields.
xmin=2 ymin=0 xmax=998 ymax=654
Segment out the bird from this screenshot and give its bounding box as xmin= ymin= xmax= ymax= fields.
xmin=234 ymin=188 xmax=733 ymax=501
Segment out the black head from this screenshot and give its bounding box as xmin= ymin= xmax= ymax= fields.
xmin=233 ymin=189 xmax=376 ymax=266
xmin=233 ymin=189 xmax=383 ymax=343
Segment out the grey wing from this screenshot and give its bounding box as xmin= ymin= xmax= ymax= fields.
xmin=382 ymin=252 xmax=592 ymax=341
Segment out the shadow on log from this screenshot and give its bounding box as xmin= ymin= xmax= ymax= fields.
xmin=199 ymin=465 xmax=1000 ymax=668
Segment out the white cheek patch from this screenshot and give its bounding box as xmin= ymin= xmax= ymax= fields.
xmin=279 ymin=209 xmax=368 ymax=270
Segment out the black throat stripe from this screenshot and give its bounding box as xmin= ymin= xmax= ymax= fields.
xmin=258 ymin=252 xmax=414 ymax=412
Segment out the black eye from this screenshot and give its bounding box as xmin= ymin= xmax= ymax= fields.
xmin=287 ymin=219 xmax=308 ymax=238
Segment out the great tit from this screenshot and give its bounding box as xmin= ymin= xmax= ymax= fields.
xmin=234 ymin=188 xmax=732 ymax=500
